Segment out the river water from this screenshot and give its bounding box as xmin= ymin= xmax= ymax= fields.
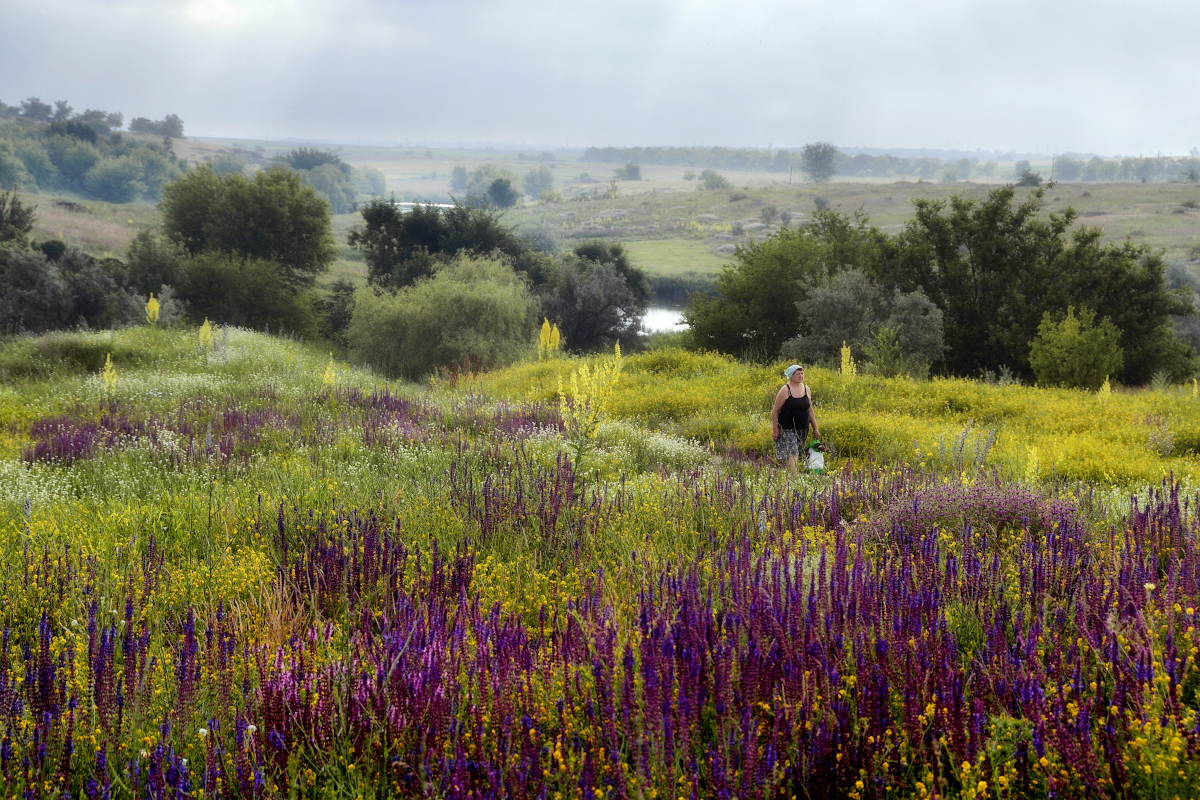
xmin=643 ymin=306 xmax=687 ymax=333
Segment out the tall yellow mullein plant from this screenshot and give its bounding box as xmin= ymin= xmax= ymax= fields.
xmin=145 ymin=293 xmax=160 ymax=326
xmin=101 ymin=353 xmax=117 ymax=395
xmin=198 ymin=319 xmax=214 ymax=353
xmin=558 ymin=343 xmax=622 ymax=457
xmin=840 ymin=342 xmax=857 ymax=378
xmin=538 ymin=318 xmax=563 ymax=361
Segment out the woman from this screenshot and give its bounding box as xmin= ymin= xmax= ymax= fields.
xmin=772 ymin=364 xmax=821 ymax=472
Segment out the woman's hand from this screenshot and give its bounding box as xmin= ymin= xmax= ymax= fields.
xmin=772 ymin=426 xmax=780 ymax=441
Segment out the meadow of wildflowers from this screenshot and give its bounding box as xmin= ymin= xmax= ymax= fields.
xmin=0 ymin=326 xmax=1198 ymax=798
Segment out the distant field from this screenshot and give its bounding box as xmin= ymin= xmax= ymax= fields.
xmin=12 ymin=138 xmax=1200 ymax=288
xmin=620 ymin=239 xmax=729 ymax=277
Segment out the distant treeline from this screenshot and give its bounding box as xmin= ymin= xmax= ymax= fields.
xmin=584 ymin=145 xmax=1200 ymax=183
xmin=583 ymin=146 xmax=800 ymax=172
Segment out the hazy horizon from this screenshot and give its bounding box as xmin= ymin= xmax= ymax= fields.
xmin=3 ymin=0 xmax=1197 ymax=158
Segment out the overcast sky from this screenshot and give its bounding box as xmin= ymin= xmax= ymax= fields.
xmin=3 ymin=0 xmax=1197 ymax=155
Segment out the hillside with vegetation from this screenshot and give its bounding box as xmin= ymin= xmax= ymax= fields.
xmin=0 ymin=323 xmax=1198 ymax=795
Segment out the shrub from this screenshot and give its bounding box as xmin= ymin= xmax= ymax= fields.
xmin=698 ymin=170 xmax=730 ymax=190
xmin=124 ymin=230 xmax=185 ymax=296
xmin=178 ymin=252 xmax=320 ymax=338
xmin=347 ymin=256 xmax=538 ymax=380
xmin=1028 ymin=306 xmax=1123 ymax=390
xmin=83 ymin=156 xmax=146 ymax=202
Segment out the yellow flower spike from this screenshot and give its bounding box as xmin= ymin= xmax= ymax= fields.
xmin=322 ymin=353 xmax=339 ymax=385
xmin=101 ymin=354 xmax=117 ymax=395
xmin=198 ymin=318 xmax=214 ymax=353
xmin=145 ymin=293 xmax=160 ymax=326
xmin=840 ymin=341 xmax=856 ymax=378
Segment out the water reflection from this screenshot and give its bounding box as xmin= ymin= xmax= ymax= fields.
xmin=643 ymin=307 xmax=687 ymax=333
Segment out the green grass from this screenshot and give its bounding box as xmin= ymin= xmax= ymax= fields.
xmin=621 ymin=238 xmax=729 ymax=277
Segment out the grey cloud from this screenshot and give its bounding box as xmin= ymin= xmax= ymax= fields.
xmin=1 ymin=0 xmax=1196 ymax=153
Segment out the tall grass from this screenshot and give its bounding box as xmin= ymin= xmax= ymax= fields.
xmin=0 ymin=328 xmax=1198 ymax=797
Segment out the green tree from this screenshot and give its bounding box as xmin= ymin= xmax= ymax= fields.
xmin=124 ymin=230 xmax=185 ymax=295
xmin=129 ymin=114 xmax=184 ymax=138
xmin=570 ymin=241 xmax=650 ymax=304
xmin=159 ymin=165 xmax=336 ymax=288
xmin=883 ymin=185 xmax=1193 ymax=382
xmin=0 ymin=141 xmax=31 ymax=189
xmin=347 ymin=256 xmax=538 ymax=380
xmin=209 ymin=154 xmax=246 ymax=176
xmin=358 ymin=167 xmax=387 ymax=195
xmin=0 ymin=190 xmax=36 ymax=247
xmin=698 ymin=170 xmax=730 ymax=190
xmin=83 ymin=156 xmax=146 ymax=203
xmin=523 ymin=165 xmax=554 ymax=198
xmin=1028 ymin=306 xmax=1123 ymax=390
xmin=542 ymin=259 xmax=646 ymax=352
xmin=349 ymin=197 xmax=550 ymax=290
xmin=688 ymin=210 xmax=889 ymax=358
xmin=800 ymin=141 xmax=839 ymax=184
xmin=178 ymin=252 xmax=319 ymax=337
xmin=19 ymin=98 xmax=52 ymax=121
xmin=450 ymin=165 xmax=468 ymax=193
xmin=487 ymin=177 xmax=520 ymax=208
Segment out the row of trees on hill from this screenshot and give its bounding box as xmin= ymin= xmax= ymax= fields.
xmin=0 ymin=110 xmax=187 ymax=202
xmin=686 ymin=186 xmax=1199 ymax=386
xmin=0 ymin=97 xmax=184 ymax=138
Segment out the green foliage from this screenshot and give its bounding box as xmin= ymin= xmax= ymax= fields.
xmin=698 ymin=170 xmax=730 ymax=191
xmin=542 ymin=260 xmax=646 ymax=353
xmin=800 ymin=141 xmax=839 ymax=184
xmin=784 ymin=269 xmax=883 ymax=363
xmin=82 ymin=156 xmax=146 ymax=203
xmin=883 ymin=185 xmax=1194 ymax=383
xmin=861 ymin=324 xmax=906 ymax=378
xmin=1015 ymin=168 xmax=1043 ymax=187
xmin=687 ymin=211 xmax=888 ymax=358
xmin=347 ymin=256 xmax=538 ymax=379
xmin=358 ymin=166 xmax=387 ymax=195
xmin=208 ymin=154 xmax=246 ymax=176
xmin=159 ymin=165 xmax=336 ymax=288
xmin=523 ymin=165 xmax=555 ymax=198
xmin=1029 ymin=306 xmax=1123 ymax=390
xmin=320 ymin=278 xmax=357 ymax=346
xmin=178 ymin=252 xmax=320 ymax=338
xmin=0 ymin=246 xmax=140 ymax=333
xmin=124 ymin=229 xmax=185 ymax=295
xmin=570 ymin=240 xmax=650 ymax=304
xmin=0 ymin=190 xmax=36 ymax=247
xmin=0 ymin=141 xmax=30 ymax=189
xmin=612 ymin=163 xmax=641 ymax=181
xmin=0 ymin=112 xmax=182 ymax=200
xmin=349 ymin=197 xmax=550 ymax=290
xmin=450 ymin=165 xmax=468 ymax=193
xmin=128 ymin=113 xmax=184 ymax=138
xmin=275 ymin=148 xmax=359 ymax=213
xmin=486 ymin=177 xmax=520 ymax=209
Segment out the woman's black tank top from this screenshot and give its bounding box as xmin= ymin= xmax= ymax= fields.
xmin=779 ymin=385 xmax=810 ymax=433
